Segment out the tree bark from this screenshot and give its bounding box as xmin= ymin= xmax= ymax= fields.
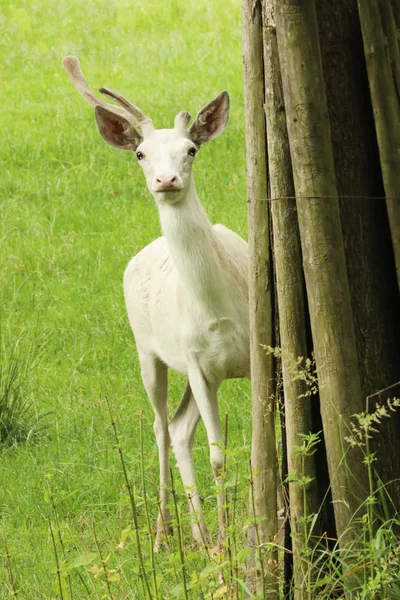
xmin=358 ymin=0 xmax=400 ymax=292
xmin=316 ymin=0 xmax=400 ymax=507
xmin=392 ymin=0 xmax=400 ymax=29
xmin=262 ymin=2 xmax=320 ymax=596
xmin=379 ymin=0 xmax=400 ymax=97
xmin=274 ymin=0 xmax=368 ymax=551
xmin=242 ymin=0 xmax=278 ymax=596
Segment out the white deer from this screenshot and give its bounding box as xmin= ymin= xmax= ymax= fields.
xmin=63 ymin=57 xmax=250 ymax=549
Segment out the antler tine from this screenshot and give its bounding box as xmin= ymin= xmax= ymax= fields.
xmin=99 ymin=87 xmax=147 ymax=122
xmin=62 ymin=56 xmax=132 ymax=121
xmin=174 ymin=110 xmax=192 ymax=134
xmin=99 ymin=87 xmax=155 ymax=136
xmin=63 ymin=56 xmax=106 ymax=108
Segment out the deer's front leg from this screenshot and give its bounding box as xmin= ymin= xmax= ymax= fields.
xmin=188 ymin=359 xmax=226 ymax=549
xmin=139 ymin=353 xmax=172 ymax=550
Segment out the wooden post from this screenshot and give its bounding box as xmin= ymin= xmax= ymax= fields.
xmin=262 ymin=2 xmax=320 ymax=596
xmin=242 ymin=0 xmax=278 ymax=596
xmin=274 ymin=0 xmax=367 ymax=554
xmin=379 ymin=0 xmax=400 ymax=95
xmin=358 ymin=0 xmax=400 ymax=292
xmin=391 ymin=0 xmax=400 ymax=28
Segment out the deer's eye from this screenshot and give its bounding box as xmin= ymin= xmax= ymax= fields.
xmin=136 ymin=151 xmax=144 ymax=161
xmin=188 ymin=147 xmax=197 ymax=157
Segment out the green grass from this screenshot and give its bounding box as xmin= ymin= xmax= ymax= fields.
xmin=0 ymin=0 xmax=251 ymax=597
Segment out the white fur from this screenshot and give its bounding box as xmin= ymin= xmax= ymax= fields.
xmin=125 ymin=128 xmax=249 ymax=547
xmin=61 ymin=56 xmax=249 ymax=547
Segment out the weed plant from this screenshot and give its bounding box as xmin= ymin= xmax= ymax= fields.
xmin=3 ymin=346 xmax=400 ymax=598
xmin=267 ymin=350 xmax=400 ymax=599
xmin=5 ymin=393 xmax=400 ymax=599
xmin=0 ymin=326 xmax=49 ymax=447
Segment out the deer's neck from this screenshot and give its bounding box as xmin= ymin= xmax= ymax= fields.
xmin=157 ymin=180 xmax=228 ymax=315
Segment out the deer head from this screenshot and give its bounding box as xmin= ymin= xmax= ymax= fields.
xmin=63 ymin=57 xmax=229 ymax=204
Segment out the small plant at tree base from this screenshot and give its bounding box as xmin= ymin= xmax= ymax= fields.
xmin=267 ymin=347 xmax=400 ymax=599
xmin=42 ymin=386 xmax=400 ymax=599
xmin=288 ymin=396 xmax=400 ymax=599
xmin=265 ymin=346 xmax=318 ymax=398
xmin=284 ymin=431 xmax=321 ymax=597
xmin=343 ymin=394 xmax=400 ymax=599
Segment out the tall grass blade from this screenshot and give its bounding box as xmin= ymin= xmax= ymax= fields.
xmin=4 ymin=532 xmax=18 ymax=598
xmin=139 ymin=410 xmax=159 ymax=600
xmin=47 ymin=483 xmax=74 ymax=600
xmin=105 ymin=396 xmax=153 ymax=599
xmin=92 ymin=521 xmax=113 ymax=600
xmin=248 ymin=460 xmax=265 ymax=599
xmin=223 ymin=412 xmax=234 ymax=593
xmin=170 ymin=467 xmax=189 ymax=600
xmin=48 ymin=513 xmax=65 ymax=600
xmin=231 ymin=460 xmax=240 ymax=600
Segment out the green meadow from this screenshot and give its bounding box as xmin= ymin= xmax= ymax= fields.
xmin=1 ymin=0 xmax=252 ymax=596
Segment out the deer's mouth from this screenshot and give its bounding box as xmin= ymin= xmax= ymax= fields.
xmin=154 ymin=187 xmax=183 ymax=197
xmin=154 ymin=188 xmax=184 ymax=204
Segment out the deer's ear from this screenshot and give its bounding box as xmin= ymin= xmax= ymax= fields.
xmin=189 ymin=91 xmax=229 ymax=146
xmin=94 ymin=105 xmax=143 ymax=151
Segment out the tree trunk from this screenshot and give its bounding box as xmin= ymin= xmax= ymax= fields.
xmin=393 ymin=0 xmax=400 ymax=28
xmin=274 ymin=0 xmax=368 ymax=552
xmin=379 ymin=0 xmax=400 ymax=96
xmin=358 ymin=0 xmax=400 ymax=291
xmin=262 ymin=2 xmax=320 ymax=596
xmin=316 ymin=0 xmax=400 ymax=507
xmin=242 ymin=0 xmax=278 ymax=596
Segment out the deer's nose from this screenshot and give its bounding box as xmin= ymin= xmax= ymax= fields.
xmin=154 ymin=173 xmax=181 ymax=192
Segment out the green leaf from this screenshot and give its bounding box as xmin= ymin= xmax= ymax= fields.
xmin=315 ymin=575 xmax=331 ymax=588
xmin=53 ymin=573 xmax=67 ymax=596
xmin=200 ymin=561 xmax=228 ymax=579
xmin=69 ymin=552 xmax=98 ymax=569
xmin=171 ymin=583 xmax=184 ymax=597
xmin=120 ymin=526 xmax=134 ymax=542
xmin=232 ymin=577 xmax=257 ymax=598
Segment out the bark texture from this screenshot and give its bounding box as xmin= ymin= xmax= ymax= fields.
xmin=262 ymin=2 xmax=320 ymax=595
xmin=393 ymin=0 xmax=400 ymax=28
xmin=242 ymin=0 xmax=278 ymax=595
xmin=358 ymin=0 xmax=400 ymax=291
xmin=379 ymin=0 xmax=400 ymax=97
xmin=317 ymin=0 xmax=400 ymax=506
xmin=274 ymin=0 xmax=368 ymax=548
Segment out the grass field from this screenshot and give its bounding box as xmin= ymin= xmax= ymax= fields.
xmin=0 ymin=1 xmax=252 ymax=597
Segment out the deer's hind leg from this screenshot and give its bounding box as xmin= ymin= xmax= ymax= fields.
xmin=169 ymin=382 xmax=210 ymax=547
xmin=188 ymin=360 xmax=226 ymax=549
xmin=139 ymin=352 xmax=172 ymax=550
